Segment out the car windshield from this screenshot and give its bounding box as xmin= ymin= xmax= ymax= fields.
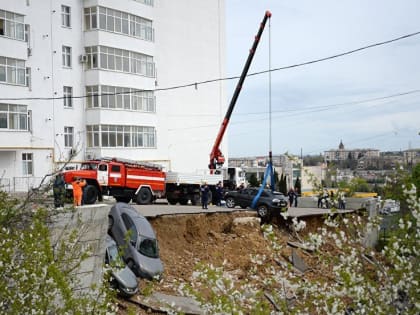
xmin=108 ymin=244 xmax=119 ymax=262
xmin=137 ymin=236 xmax=159 ymax=258
xmin=107 ymin=243 xmax=125 ymax=268
xmin=272 ymin=191 xmax=284 ymax=196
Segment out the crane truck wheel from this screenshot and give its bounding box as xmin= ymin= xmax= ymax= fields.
xmin=167 ymin=199 xmax=177 ymax=205
xmin=84 ymin=185 xmax=98 ymax=204
xmin=136 ymin=187 xmax=152 ymax=205
xmin=191 ymin=194 xmax=200 ymax=206
xmin=179 ymin=199 xmax=188 ymax=205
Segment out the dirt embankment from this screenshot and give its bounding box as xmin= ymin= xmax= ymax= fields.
xmin=120 ymin=211 xmax=329 ymax=313
xmin=150 ymin=211 xmax=326 ymax=289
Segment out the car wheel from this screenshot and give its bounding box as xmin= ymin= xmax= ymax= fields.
xmin=225 ymin=197 xmax=235 ymax=208
xmin=257 ymin=205 xmax=269 ymax=218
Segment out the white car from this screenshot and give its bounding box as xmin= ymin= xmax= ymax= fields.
xmin=380 ymin=199 xmax=400 ymax=215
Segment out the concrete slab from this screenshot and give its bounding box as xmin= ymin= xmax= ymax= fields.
xmin=133 ymin=292 xmax=204 ymax=315
xmin=49 ymin=204 xmax=111 ymax=294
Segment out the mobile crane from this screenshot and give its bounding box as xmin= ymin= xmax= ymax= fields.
xmin=209 ymin=11 xmax=272 ymax=172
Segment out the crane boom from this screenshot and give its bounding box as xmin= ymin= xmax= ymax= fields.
xmin=209 ymin=11 xmax=271 ymax=171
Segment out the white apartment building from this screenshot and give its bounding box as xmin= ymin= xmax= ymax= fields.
xmin=0 ymin=0 xmax=226 ymax=192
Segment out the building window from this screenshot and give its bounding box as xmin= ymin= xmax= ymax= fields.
xmin=0 ymin=56 xmax=26 ymax=85
xmin=84 ymin=6 xmax=154 ymax=42
xmin=63 ymin=86 xmax=72 ymax=108
xmin=0 ymin=9 xmax=25 ymax=41
xmin=64 ymin=126 xmax=74 ymax=147
xmin=62 ymin=46 xmax=72 ymax=67
xmin=133 ymin=0 xmax=154 ymax=6
xmin=22 ymin=153 xmax=33 ymax=175
xmin=86 ymin=85 xmax=155 ymax=112
xmin=0 ymin=103 xmax=28 ymax=130
xmin=85 ymin=46 xmax=154 ymax=77
xmin=86 ymin=124 xmax=155 ymax=148
xmin=61 ymin=5 xmax=71 ymax=27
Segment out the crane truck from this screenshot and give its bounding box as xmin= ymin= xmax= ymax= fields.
xmin=209 ymin=11 xmax=271 ymax=174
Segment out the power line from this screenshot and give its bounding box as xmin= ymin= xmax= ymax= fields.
xmin=167 ymin=88 xmax=420 ymax=131
xmin=0 ymin=31 xmax=419 ymax=102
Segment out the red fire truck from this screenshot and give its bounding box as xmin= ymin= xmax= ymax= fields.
xmin=62 ymin=157 xmax=166 ymax=205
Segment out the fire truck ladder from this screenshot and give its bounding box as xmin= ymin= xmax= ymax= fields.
xmin=99 ymin=157 xmax=163 ymax=171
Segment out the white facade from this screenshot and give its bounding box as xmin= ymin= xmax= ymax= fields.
xmin=0 ymin=0 xmax=226 ymax=191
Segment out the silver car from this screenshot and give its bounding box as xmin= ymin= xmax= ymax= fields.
xmin=108 ymin=203 xmax=164 ymax=279
xmin=105 ymin=234 xmax=138 ymax=297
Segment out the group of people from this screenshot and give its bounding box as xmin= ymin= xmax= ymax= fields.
xmin=53 ymin=174 xmax=87 ymax=208
xmin=200 ymin=181 xmax=224 ymax=209
xmin=287 ymin=188 xmax=299 ymax=207
xmin=317 ymin=189 xmax=346 ymax=209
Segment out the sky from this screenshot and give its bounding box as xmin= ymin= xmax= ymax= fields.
xmin=224 ymin=0 xmax=420 ymax=157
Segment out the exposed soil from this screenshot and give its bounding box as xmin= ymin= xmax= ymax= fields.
xmin=117 ymin=211 xmax=332 ymax=314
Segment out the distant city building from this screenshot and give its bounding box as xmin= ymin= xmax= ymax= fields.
xmin=324 ymin=140 xmax=380 ymax=163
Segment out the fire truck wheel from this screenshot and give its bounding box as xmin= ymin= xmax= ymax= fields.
xmin=84 ymin=185 xmax=98 ymax=204
xmin=136 ymin=188 xmax=152 ymax=205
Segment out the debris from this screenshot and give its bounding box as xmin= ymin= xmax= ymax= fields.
xmin=232 ymin=216 xmax=261 ymax=226
xmin=291 ymin=249 xmax=309 ymax=273
xmin=287 ymin=241 xmax=314 ymax=253
xmin=132 ymin=292 xmax=204 ymax=315
xmin=264 ymin=292 xmax=280 ymax=311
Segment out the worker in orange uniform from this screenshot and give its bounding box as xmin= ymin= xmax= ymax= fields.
xmin=71 ymin=177 xmax=87 ymax=206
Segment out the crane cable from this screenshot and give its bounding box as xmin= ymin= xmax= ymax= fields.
xmin=252 ymin=12 xmax=274 ymax=210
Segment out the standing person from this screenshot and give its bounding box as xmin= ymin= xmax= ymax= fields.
xmin=215 ymin=181 xmax=223 ymax=207
xmin=200 ymin=182 xmax=210 ymax=209
xmin=338 ymin=192 xmax=346 ymax=209
xmin=288 ymin=188 xmax=295 ymax=208
xmin=53 ymin=173 xmax=66 ymax=208
xmin=322 ymin=189 xmax=329 ymax=208
xmin=293 ymin=187 xmax=299 ymax=207
xmin=71 ymin=177 xmax=86 ymax=207
xmin=317 ymin=191 xmax=323 ymax=208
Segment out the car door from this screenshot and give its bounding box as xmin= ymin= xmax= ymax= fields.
xmin=236 ymin=189 xmax=251 ymax=208
xmin=97 ymin=163 xmax=108 ymax=186
xmin=109 ymin=162 xmax=124 ymax=187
